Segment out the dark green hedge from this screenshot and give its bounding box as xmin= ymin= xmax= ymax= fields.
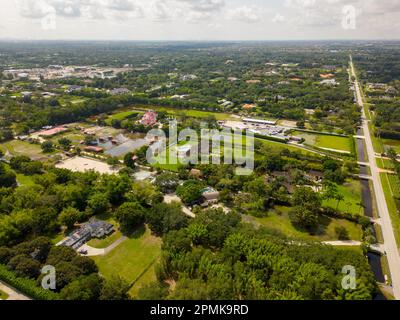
xmin=0 ymin=264 xmax=59 ymax=300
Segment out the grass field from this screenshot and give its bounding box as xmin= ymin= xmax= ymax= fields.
xmin=105 ymin=110 xmax=143 ymax=125
xmin=376 ymin=158 xmax=395 ymax=170
xmin=151 ymin=134 xmax=321 ymax=172
xmin=381 ymin=138 xmax=400 ymax=154
xmin=293 ymin=131 xmax=351 ymax=153
xmin=252 ymin=206 xmax=363 ymax=242
xmin=87 ymin=230 xmax=123 ymax=249
xmin=0 ymin=289 xmax=9 ymax=300
xmin=92 ymin=226 xmax=161 ymax=297
xmin=137 ymin=105 xmax=238 ymax=121
xmin=380 ymin=173 xmax=400 ymax=247
xmin=369 ymin=123 xmax=385 ymax=154
xmin=0 ymin=140 xmax=46 ymax=159
xmin=322 ymin=180 xmax=363 ymax=216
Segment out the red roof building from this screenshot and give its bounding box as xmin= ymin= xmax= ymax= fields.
xmin=140 ymin=111 xmax=158 ymax=126
xmin=84 ymin=146 xmax=104 ymax=153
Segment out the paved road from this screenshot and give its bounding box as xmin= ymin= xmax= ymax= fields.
xmin=351 ymin=57 xmax=400 ymax=299
xmin=0 ymin=281 xmax=31 ymax=301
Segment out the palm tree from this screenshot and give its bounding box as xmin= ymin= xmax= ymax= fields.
xmin=335 ymin=194 xmax=344 ymax=211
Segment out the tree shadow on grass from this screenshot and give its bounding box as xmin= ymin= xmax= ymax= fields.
xmin=291 ymin=215 xmax=332 ymax=237
xmin=125 ymin=224 xmax=146 ymax=240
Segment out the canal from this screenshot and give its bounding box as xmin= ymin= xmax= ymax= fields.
xmin=356 ymin=128 xmax=387 ymax=299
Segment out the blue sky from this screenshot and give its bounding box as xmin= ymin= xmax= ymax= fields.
xmin=0 ymin=0 xmax=399 ymax=40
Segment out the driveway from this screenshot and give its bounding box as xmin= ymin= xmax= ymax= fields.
xmin=0 ymin=281 xmax=31 ymax=301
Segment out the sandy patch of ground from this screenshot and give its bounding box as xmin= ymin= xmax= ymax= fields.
xmin=278 ymin=120 xmax=298 ymax=128
xmin=56 ymin=156 xmax=119 ymax=174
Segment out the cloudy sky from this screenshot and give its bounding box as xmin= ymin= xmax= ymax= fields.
xmin=0 ymin=0 xmax=399 ymax=40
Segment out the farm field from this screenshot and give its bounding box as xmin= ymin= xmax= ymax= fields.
xmin=92 ymin=226 xmax=161 ymax=297
xmin=251 ymin=206 xmax=363 ymax=242
xmin=322 ymin=180 xmax=363 ymax=216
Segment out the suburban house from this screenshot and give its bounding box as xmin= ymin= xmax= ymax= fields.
xmin=110 ymin=88 xmax=131 ymax=95
xmin=140 ymin=111 xmax=158 ymax=126
xmin=84 ymin=146 xmax=104 ymax=153
xmin=59 ymin=218 xmax=114 ymax=250
xmin=177 ymin=145 xmax=193 ymax=159
xmin=267 ymin=171 xmax=297 ymax=194
xmin=202 ymin=187 xmax=220 ymax=206
xmin=306 ymin=170 xmax=324 ymax=183
xmin=65 ymin=85 xmax=83 ymax=93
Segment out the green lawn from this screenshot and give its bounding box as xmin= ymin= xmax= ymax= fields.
xmin=0 ymin=289 xmax=9 ymax=300
xmin=128 ymin=263 xmax=158 ymax=297
xmin=0 ymin=140 xmax=45 ymax=159
xmin=252 ymin=206 xmax=363 ymax=242
xmin=293 ymin=131 xmax=351 ymax=153
xmin=138 ymin=105 xmax=238 ymax=121
xmin=376 ymin=158 xmax=395 ymax=170
xmin=50 ymin=131 xmax=85 ymax=147
xmin=380 ymin=173 xmax=400 ymax=247
xmin=105 ymin=110 xmax=142 ymax=125
xmin=92 ymin=226 xmax=161 ymax=297
xmin=315 ymin=135 xmax=352 ymax=153
xmin=381 ymin=138 xmax=400 ymax=154
xmin=368 ymin=123 xmax=385 ymax=154
xmin=322 ymin=180 xmax=363 ymax=216
xmin=87 ymin=230 xmax=123 ymax=249
xmin=16 ymin=173 xmax=36 ymax=187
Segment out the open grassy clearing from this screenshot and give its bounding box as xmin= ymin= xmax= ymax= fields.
xmin=92 ymin=226 xmax=161 ymax=296
xmin=376 ymin=158 xmax=395 ymax=170
xmin=137 ymin=105 xmax=238 ymax=121
xmin=105 ymin=110 xmax=143 ymax=125
xmin=87 ymin=230 xmax=123 ymax=249
xmin=128 ymin=263 xmax=158 ymax=298
xmin=0 ymin=140 xmax=47 ymax=159
xmin=293 ymin=131 xmax=351 ymax=153
xmin=251 ymin=206 xmax=363 ymax=242
xmin=381 ymin=138 xmax=400 ymax=154
xmin=368 ymin=123 xmax=385 ymax=154
xmin=322 ymin=180 xmax=363 ymax=216
xmin=380 ymin=173 xmax=400 ymax=247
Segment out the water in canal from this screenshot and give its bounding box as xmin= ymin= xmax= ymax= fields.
xmin=356 ymin=129 xmax=387 ymax=300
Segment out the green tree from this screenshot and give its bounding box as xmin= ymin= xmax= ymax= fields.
xmin=58 ymin=138 xmax=72 ymax=151
xmin=41 ymin=141 xmax=54 ymax=153
xmin=60 ymin=274 xmax=103 ymax=300
xmin=147 ymin=202 xmax=188 ymax=236
xmin=176 ymin=180 xmax=204 ymax=205
xmin=124 ymin=152 xmax=136 ymax=169
xmin=100 ymin=276 xmax=131 ymax=300
xmin=154 ymin=172 xmax=179 ymax=193
xmin=114 ymin=201 xmax=145 ymax=232
xmin=87 ymin=192 xmax=110 ymax=215
xmin=58 ymin=207 xmax=82 ymax=229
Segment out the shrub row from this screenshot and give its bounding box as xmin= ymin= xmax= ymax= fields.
xmin=0 ymin=264 xmax=59 ymax=300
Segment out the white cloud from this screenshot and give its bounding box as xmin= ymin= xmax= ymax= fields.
xmin=15 ymin=0 xmax=56 ymax=19
xmin=227 ymin=6 xmax=260 ymax=23
xmin=272 ymin=13 xmax=285 ymax=23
